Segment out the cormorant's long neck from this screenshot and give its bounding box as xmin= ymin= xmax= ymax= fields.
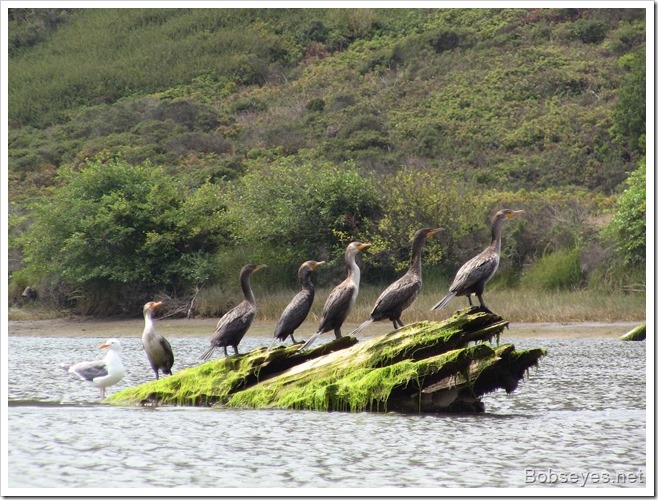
xmin=408 ymin=235 xmax=427 ymax=276
xmin=490 ymin=217 xmax=506 ymax=254
xmin=143 ymin=311 xmax=155 ymax=335
xmin=300 ymin=270 xmax=315 ymax=293
xmin=345 ymin=250 xmax=361 ymax=286
xmin=241 ymin=272 xmax=256 ymax=304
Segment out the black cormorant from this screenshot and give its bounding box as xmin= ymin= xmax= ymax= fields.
xmin=301 ymin=242 xmax=370 ymax=350
xmin=199 ymin=264 xmax=267 ymax=360
xmin=141 ymin=301 xmax=174 ymax=380
xmin=268 ymin=260 xmax=325 ymax=350
xmin=352 ymin=227 xmax=443 ymax=336
xmin=431 ymin=209 xmax=524 ymax=314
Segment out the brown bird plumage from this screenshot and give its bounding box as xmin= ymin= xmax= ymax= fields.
xmin=431 ymin=209 xmax=524 ymax=314
xmin=141 ymin=301 xmax=174 ymax=380
xmin=352 ymin=227 xmax=443 ymax=336
xmin=200 ymin=264 xmax=267 ymax=360
xmin=301 ymin=242 xmax=370 ymax=350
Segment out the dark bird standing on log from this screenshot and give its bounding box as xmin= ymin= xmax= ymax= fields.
xmin=141 ymin=301 xmax=174 ymax=380
xmin=431 ymin=209 xmax=524 ymax=314
xmin=301 ymin=242 xmax=371 ymax=350
xmin=268 ymin=260 xmax=325 ymax=350
xmin=351 ymin=227 xmax=443 ymax=336
xmin=200 ymin=264 xmax=267 ymax=360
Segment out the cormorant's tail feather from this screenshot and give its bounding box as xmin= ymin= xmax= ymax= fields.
xmin=199 ymin=345 xmax=216 ymax=361
xmin=431 ymin=292 xmax=456 ymax=311
xmin=350 ymin=318 xmax=374 ymax=337
xmin=300 ymin=332 xmax=321 ymax=351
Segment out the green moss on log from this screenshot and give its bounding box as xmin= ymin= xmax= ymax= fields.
xmin=620 ymin=323 xmax=646 ymax=341
xmin=105 ymin=308 xmax=546 ymax=413
xmin=228 ymin=343 xmax=495 ymax=412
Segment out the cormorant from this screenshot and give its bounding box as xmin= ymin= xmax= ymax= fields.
xmin=301 ymin=241 xmax=371 ymax=350
xmin=61 ymin=338 xmax=125 ymax=399
xmin=431 ymin=209 xmax=524 ymax=314
xmin=141 ymin=301 xmax=174 ymax=380
xmin=351 ymin=227 xmax=443 ymax=336
xmin=199 ymin=264 xmax=267 ymax=360
xmin=268 ymin=260 xmax=325 ymax=350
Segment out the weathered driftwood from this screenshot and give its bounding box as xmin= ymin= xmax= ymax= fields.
xmin=105 ymin=308 xmax=546 ymax=413
xmin=620 ymin=323 xmax=646 ymax=341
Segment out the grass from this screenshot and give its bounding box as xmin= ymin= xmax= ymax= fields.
xmin=8 ymin=283 xmax=645 ymax=324
xmin=246 ymin=283 xmax=645 ymax=324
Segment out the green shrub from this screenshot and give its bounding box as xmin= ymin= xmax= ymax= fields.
xmin=572 ymin=19 xmax=608 ymax=44
xmin=224 ymin=153 xmax=380 ymax=281
xmin=520 ymin=248 xmax=583 ymax=291
xmin=603 ymin=158 xmax=645 ymax=267
xmin=306 ymin=98 xmax=325 ymax=112
xmin=15 ymin=156 xmax=230 ymax=312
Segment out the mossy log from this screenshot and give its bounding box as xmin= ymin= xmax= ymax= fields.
xmin=620 ymin=323 xmax=646 ymax=341
xmin=106 ymin=308 xmax=546 ymax=413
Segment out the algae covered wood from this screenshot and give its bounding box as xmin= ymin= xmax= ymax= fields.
xmin=620 ymin=323 xmax=646 ymax=341
xmin=106 ymin=308 xmax=546 ymax=413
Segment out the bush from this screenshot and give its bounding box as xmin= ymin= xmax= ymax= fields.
xmin=612 ymin=48 xmax=646 ymax=156
xmin=14 ymin=156 xmax=230 ymax=313
xmin=603 ymin=158 xmax=645 ymax=267
xmin=224 ymin=153 xmax=380 ymax=283
xmin=520 ymin=248 xmax=583 ymax=290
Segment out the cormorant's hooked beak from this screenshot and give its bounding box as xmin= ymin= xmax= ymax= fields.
xmin=254 ymin=264 xmax=268 ymax=273
xmin=429 ymin=227 xmax=445 ymax=236
xmin=311 ymin=261 xmax=325 ymax=270
xmin=507 ymin=210 xmax=525 ymax=219
xmin=357 ymin=243 xmax=371 ymax=252
xmin=152 ymin=301 xmax=163 ymax=310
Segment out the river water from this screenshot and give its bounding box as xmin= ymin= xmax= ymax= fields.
xmin=5 ymin=331 xmax=649 ymax=492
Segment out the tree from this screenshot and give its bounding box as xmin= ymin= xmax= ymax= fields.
xmin=224 ymin=154 xmax=379 ymax=278
xmin=605 ymin=158 xmax=646 ymax=267
xmin=16 ymin=156 xmax=229 ymax=310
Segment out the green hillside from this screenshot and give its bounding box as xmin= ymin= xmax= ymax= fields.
xmin=7 ymin=7 xmax=646 ymax=315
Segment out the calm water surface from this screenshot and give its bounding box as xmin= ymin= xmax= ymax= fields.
xmin=6 ymin=334 xmax=647 ymax=490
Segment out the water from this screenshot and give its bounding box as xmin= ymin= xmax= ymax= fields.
xmin=6 ymin=334 xmax=647 ymax=490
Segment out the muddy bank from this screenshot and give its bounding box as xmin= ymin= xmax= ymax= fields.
xmin=7 ymin=316 xmax=642 ymax=339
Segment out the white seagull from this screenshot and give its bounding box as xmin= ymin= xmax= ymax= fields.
xmin=62 ymin=338 xmax=126 ymax=399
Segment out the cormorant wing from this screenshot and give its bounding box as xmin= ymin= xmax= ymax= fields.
xmin=274 ymin=290 xmax=312 ymax=339
xmin=371 ymin=274 xmax=420 ymax=316
xmin=450 ymin=252 xmax=499 ymax=293
xmin=158 ymin=336 xmax=174 ymax=368
xmin=318 ymin=282 xmax=357 ymax=332
xmin=211 ymin=301 xmax=256 ymax=343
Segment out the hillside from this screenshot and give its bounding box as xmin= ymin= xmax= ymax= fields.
xmin=8 ymin=8 xmax=646 ymax=194
xmin=6 ymin=7 xmax=647 ymax=315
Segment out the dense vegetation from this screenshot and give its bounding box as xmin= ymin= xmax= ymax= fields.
xmin=7 ymin=8 xmax=647 ymax=316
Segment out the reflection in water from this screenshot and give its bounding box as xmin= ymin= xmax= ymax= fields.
xmin=7 ymin=336 xmax=646 ymax=489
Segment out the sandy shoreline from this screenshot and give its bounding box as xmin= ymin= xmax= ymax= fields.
xmin=7 ymin=317 xmax=642 ymax=339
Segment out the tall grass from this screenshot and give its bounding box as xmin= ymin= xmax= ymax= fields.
xmin=190 ymin=281 xmax=645 ymax=324
xmin=10 ymin=283 xmax=644 ymax=324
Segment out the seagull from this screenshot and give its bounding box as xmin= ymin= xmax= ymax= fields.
xmin=62 ymin=338 xmax=126 ymax=399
